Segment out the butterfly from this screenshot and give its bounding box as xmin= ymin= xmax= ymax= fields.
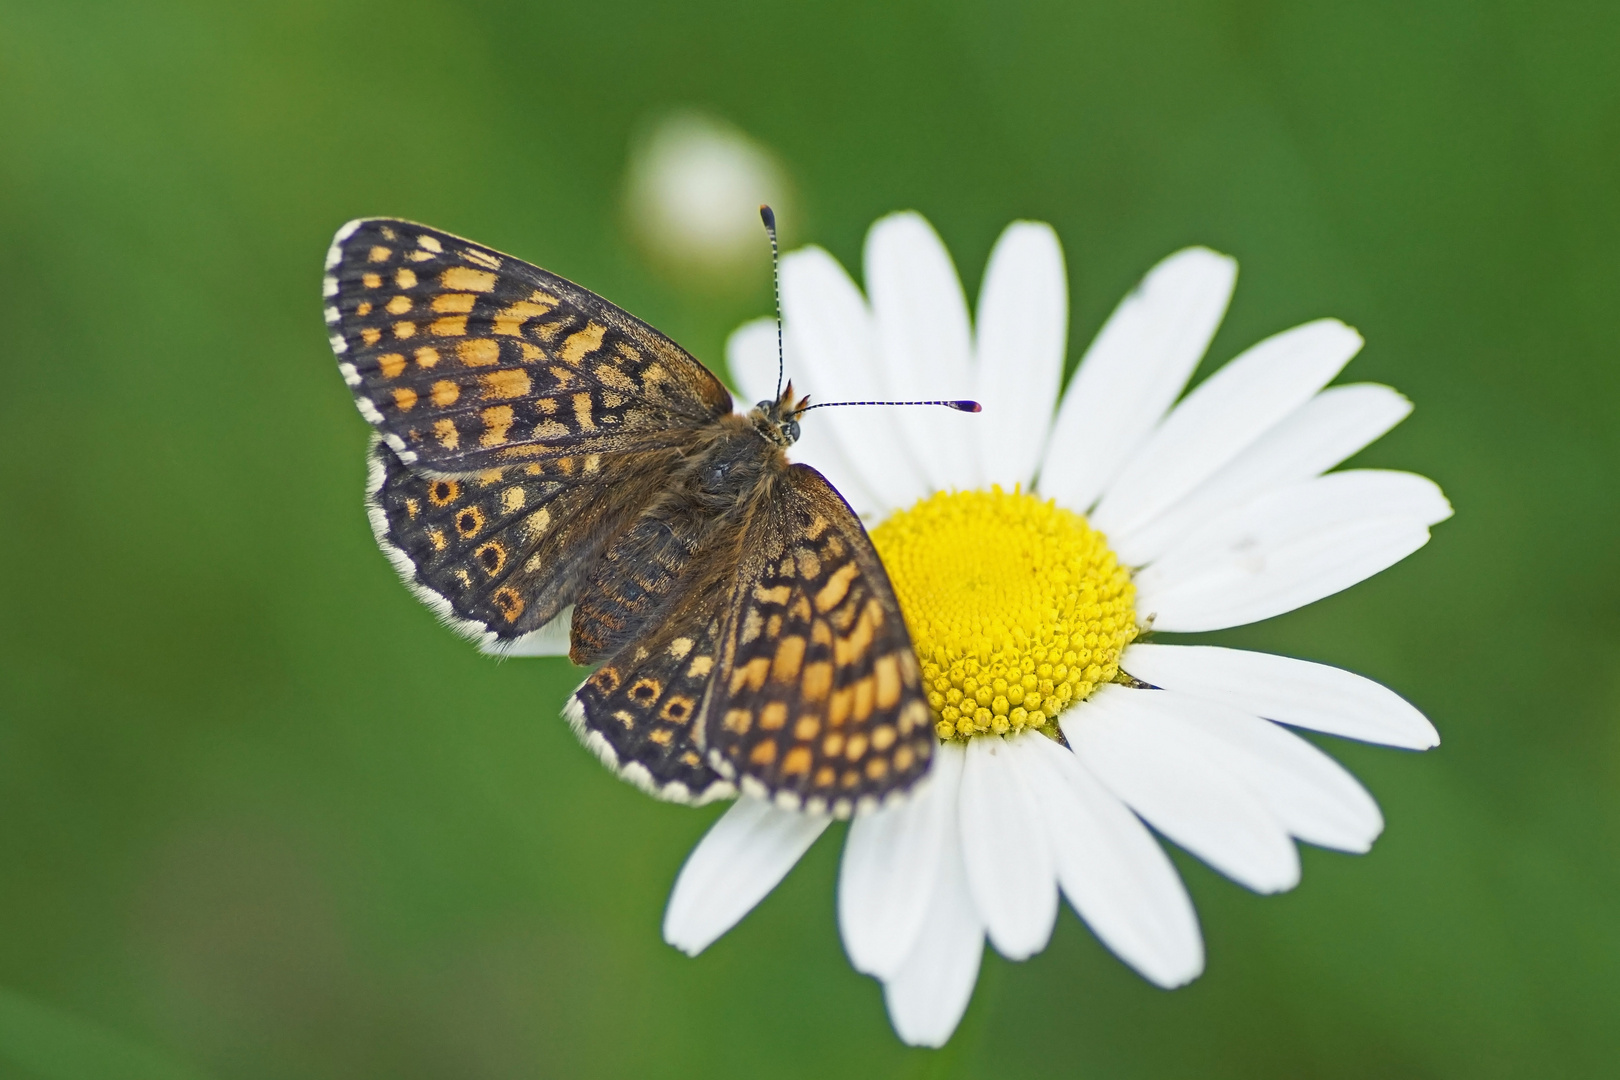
xmin=323 ymin=217 xmax=938 ymax=816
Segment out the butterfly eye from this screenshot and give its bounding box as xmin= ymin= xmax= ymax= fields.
xmin=784 ymin=420 xmax=800 ymax=442
xmin=755 ymin=400 xmax=774 ymax=412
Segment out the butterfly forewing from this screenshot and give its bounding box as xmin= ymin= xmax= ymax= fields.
xmin=326 ymin=218 xmax=732 ymax=473
xmin=702 ymin=466 xmax=934 ymax=816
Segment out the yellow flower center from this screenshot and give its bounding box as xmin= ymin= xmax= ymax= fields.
xmin=870 ymin=487 xmax=1138 ymax=742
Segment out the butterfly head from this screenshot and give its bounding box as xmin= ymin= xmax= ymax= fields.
xmin=751 ymin=381 xmax=807 ymax=448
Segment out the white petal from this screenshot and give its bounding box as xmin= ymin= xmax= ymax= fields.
xmin=957 ymin=735 xmax=1059 ymax=959
xmin=1154 ymin=468 xmax=1453 ymax=571
xmin=726 ymin=318 xmax=883 ymax=518
xmin=839 ymin=742 xmax=964 ymax=979
xmin=1039 ymin=248 xmax=1236 ymax=511
xmin=1090 ymin=319 xmax=1363 ymax=540
xmin=1065 ymin=686 xmax=1299 ymax=893
xmin=1018 ymin=733 xmax=1204 ymax=987
xmin=725 ymin=316 xmax=784 ymax=405
xmin=479 ymin=606 xmax=573 ymax=656
xmin=781 ymin=246 xmax=931 ymax=512
xmin=1135 ymin=470 xmax=1450 ymax=632
xmin=1121 ymin=642 xmax=1439 ymax=749
xmin=1141 ymin=691 xmax=1384 ymax=853
xmin=974 ymin=221 xmax=1067 ymax=490
xmin=881 ymin=819 xmax=984 ymax=1049
xmin=1140 ymin=520 xmax=1431 ymax=633
xmin=663 ymin=797 xmax=830 ymax=956
xmin=1113 ymin=383 xmax=1413 ymax=566
xmin=865 ymin=213 xmax=982 ymax=492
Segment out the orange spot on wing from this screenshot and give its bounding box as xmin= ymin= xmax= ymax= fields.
xmin=441 ymin=266 xmax=496 ymax=292
xmin=874 ymin=654 xmax=901 ymax=709
xmin=851 ymin=677 xmax=876 ymax=723
xmin=572 ymin=392 xmax=595 ymax=432
xmin=560 ymin=322 xmax=607 ymax=363
xmin=481 ymin=368 xmax=531 ymax=399
xmin=432 ymin=293 xmax=476 ymax=314
xmin=771 ymin=636 xmax=806 ymax=683
xmin=480 ymin=405 xmax=514 ymax=446
xmin=729 ymin=656 xmax=771 ymax=695
xmin=801 ymin=661 xmax=832 ymax=702
xmin=816 ymin=562 xmax=858 ymax=613
xmin=458 ymin=338 xmax=500 ymax=367
xmin=493 ymin=299 xmax=555 ymax=336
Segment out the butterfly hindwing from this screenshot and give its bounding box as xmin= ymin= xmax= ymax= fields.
xmin=703 ymin=465 xmax=934 ymax=816
xmin=367 ymin=437 xmax=682 ymax=644
xmin=326 ymin=218 xmax=732 ymax=473
xmin=566 ymin=595 xmax=735 ymax=805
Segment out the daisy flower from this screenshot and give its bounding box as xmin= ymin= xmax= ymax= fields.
xmin=659 ymin=212 xmax=1450 ymax=1047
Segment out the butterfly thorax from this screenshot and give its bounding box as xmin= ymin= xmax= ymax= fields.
xmin=567 ymin=412 xmax=787 ymax=664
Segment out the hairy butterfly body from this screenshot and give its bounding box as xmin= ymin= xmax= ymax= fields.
xmin=326 ymin=218 xmax=933 ymax=815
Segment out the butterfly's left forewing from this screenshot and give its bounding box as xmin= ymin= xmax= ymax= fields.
xmin=325 ymin=218 xmax=731 ymax=474
xmin=702 ymin=465 xmax=935 ymax=816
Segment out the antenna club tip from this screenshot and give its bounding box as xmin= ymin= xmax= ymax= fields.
xmin=759 ymin=205 xmax=776 ymax=229
xmin=952 ymin=400 xmax=982 ymax=412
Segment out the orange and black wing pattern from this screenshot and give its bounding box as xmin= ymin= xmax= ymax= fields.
xmin=366 ymin=438 xmax=681 ymax=644
xmin=325 ymin=218 xmax=732 ymax=474
xmin=566 ymin=590 xmax=736 ymax=805
xmin=702 ymin=466 xmax=934 ymax=816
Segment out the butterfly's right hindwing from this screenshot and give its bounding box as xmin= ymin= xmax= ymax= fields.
xmin=327 ymin=218 xmax=732 ymax=473
xmin=702 ymin=466 xmax=935 ymax=816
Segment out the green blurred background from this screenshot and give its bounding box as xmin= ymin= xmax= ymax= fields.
xmin=2 ymin=1 xmax=1617 ymax=1077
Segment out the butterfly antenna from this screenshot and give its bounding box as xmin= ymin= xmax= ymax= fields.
xmin=794 ymin=399 xmax=982 ymax=416
xmin=760 ymin=205 xmax=785 ymax=401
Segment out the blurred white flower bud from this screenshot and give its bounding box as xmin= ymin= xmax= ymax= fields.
xmin=624 ymin=110 xmax=795 ymax=288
